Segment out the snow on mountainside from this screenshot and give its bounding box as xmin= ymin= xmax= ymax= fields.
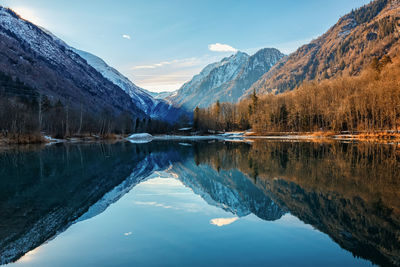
xmin=168 ymin=49 xmax=284 ymax=111
xmin=0 ymin=7 xmax=144 ymax=116
xmin=168 ymin=52 xmax=249 ymax=110
xmin=143 ymin=89 xmax=175 ymax=100
xmin=0 ymin=7 xmax=185 ymax=122
xmin=71 ymin=50 xmax=188 ymax=122
xmin=73 ymin=49 xmax=156 ymax=114
xmin=39 ymin=26 xmax=165 ymax=118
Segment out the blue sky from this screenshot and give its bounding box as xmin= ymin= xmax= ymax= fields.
xmin=1 ymin=0 xmax=370 ymax=92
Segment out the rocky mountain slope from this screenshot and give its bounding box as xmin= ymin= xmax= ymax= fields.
xmin=247 ymin=0 xmax=400 ymax=96
xmin=0 ymin=7 xmax=145 ymax=117
xmin=74 ymin=49 xmax=186 ymax=122
xmin=168 ymin=49 xmax=283 ymax=111
xmin=73 ymin=49 xmax=156 ymax=114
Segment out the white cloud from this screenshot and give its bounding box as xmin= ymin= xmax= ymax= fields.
xmin=122 ymin=34 xmax=131 ymax=40
xmin=210 ymin=217 xmax=239 ymax=227
xmin=208 ymin=43 xmax=237 ymax=52
xmin=124 ymin=232 xmax=132 ymax=236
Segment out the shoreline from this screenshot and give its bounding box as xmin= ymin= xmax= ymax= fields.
xmin=1 ymin=131 xmax=400 ymax=146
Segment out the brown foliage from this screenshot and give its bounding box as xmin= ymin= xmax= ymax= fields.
xmin=197 ymin=54 xmax=400 ymax=134
xmin=248 ymin=0 xmax=400 ymax=96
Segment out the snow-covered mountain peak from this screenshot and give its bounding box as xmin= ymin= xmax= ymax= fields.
xmin=168 ymin=48 xmax=283 ymax=110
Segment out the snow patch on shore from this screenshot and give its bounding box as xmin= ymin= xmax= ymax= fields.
xmin=126 ymin=133 xmax=154 ymax=143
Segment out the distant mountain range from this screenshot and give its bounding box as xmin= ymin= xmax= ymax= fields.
xmin=166 ymin=0 xmax=400 ymax=111
xmin=168 ymin=48 xmax=284 ymax=111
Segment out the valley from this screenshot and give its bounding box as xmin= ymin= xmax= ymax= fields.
xmin=0 ymin=1 xmax=399 ymax=266
xmin=1 ymin=1 xmax=400 ymax=144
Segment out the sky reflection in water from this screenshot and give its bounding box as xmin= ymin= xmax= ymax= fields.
xmin=12 ymin=170 xmax=371 ymax=267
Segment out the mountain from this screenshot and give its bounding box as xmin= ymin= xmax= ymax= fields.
xmin=217 ymin=48 xmax=284 ymax=103
xmin=0 ymin=7 xmax=144 ymax=117
xmin=168 ymin=49 xmax=284 ymax=111
xmin=168 ymin=51 xmax=249 ymax=110
xmin=72 ymin=49 xmax=156 ymax=114
xmin=73 ymin=50 xmax=188 ymax=123
xmin=247 ymin=0 xmax=400 ymax=96
xmin=144 ymin=90 xmax=175 ymax=100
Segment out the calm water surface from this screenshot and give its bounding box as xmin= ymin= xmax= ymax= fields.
xmin=0 ymin=140 xmax=399 ymax=266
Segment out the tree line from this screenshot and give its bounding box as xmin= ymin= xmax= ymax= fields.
xmin=194 ymin=54 xmax=400 ymax=134
xmin=0 ymin=71 xmax=175 ymax=142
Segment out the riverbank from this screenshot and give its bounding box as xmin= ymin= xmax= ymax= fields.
xmin=244 ymin=131 xmax=400 ymax=143
xmin=0 ymin=133 xmax=128 ymax=146
xmin=1 ymin=131 xmax=400 ymax=145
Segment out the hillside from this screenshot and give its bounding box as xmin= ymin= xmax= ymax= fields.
xmin=169 ymin=52 xmax=249 ymax=110
xmin=247 ymin=0 xmax=400 ymax=96
xmin=169 ymin=48 xmax=283 ymax=111
xmin=0 ymin=7 xmax=144 ymax=117
xmin=74 ymin=49 xmax=187 ymax=123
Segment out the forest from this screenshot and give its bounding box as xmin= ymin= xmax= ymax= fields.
xmin=0 ymin=71 xmax=173 ymax=143
xmin=194 ymin=54 xmax=400 ymax=134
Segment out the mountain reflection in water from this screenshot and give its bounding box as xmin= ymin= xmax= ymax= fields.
xmin=0 ymin=140 xmax=399 ymax=266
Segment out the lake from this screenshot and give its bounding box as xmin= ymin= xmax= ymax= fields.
xmin=0 ymin=140 xmax=399 ymax=266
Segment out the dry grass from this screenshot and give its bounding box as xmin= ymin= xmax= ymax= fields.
xmin=353 ymin=132 xmax=400 ymax=142
xmin=310 ymin=131 xmax=337 ymax=137
xmin=101 ymin=134 xmax=124 ymax=140
xmin=246 ymin=130 xmax=400 ymax=144
xmin=6 ymin=133 xmax=46 ymax=144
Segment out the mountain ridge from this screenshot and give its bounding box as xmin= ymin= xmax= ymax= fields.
xmin=0 ymin=6 xmax=144 ymax=117
xmin=246 ymin=0 xmax=400 ymax=96
xmin=168 ymin=48 xmax=284 ymax=111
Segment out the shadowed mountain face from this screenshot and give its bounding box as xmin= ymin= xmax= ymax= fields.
xmin=73 ymin=49 xmax=188 ymax=123
xmin=0 ymin=140 xmax=399 ymax=266
xmin=0 ymin=7 xmax=144 ymax=116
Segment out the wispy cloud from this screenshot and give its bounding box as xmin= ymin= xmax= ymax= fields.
xmin=132 ymin=58 xmax=199 ymax=70
xmin=132 ymin=65 xmax=156 ymax=69
xmin=134 ymin=201 xmax=176 ymax=209
xmin=124 ymin=232 xmax=132 ymax=236
xmin=210 ymin=217 xmax=239 ymax=227
xmin=208 ymin=43 xmax=237 ymax=52
xmin=122 ymin=34 xmax=131 ymax=40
